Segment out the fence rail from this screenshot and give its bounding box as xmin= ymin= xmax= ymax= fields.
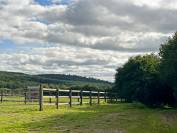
xmin=38 ymin=86 xmax=108 ymax=111
xmin=0 ymin=85 xmax=118 ymax=111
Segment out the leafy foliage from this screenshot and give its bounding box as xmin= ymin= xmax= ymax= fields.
xmin=159 ymin=32 xmax=177 ymax=101
xmin=114 ymin=54 xmax=175 ymax=107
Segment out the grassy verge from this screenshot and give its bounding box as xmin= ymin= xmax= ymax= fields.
xmin=0 ymin=102 xmax=177 ymax=133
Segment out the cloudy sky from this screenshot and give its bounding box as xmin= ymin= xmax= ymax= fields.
xmin=0 ymin=0 xmax=177 ymax=81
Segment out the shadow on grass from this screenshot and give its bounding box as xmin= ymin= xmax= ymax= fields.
xmin=20 ymin=104 xmax=127 ymax=133
xmin=20 ymin=104 xmax=177 ymax=133
xmin=2 ymin=103 xmax=177 ymax=133
xmin=25 ymin=112 xmax=98 ymax=132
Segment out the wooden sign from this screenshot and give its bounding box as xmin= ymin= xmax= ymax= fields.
xmin=27 ymin=86 xmax=39 ymax=100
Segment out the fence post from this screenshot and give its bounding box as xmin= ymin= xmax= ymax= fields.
xmin=80 ymin=90 xmax=83 ymax=105
xmin=69 ymin=89 xmax=72 ymax=107
xmin=49 ymin=97 xmax=52 ymax=103
xmin=49 ymin=91 xmax=52 ymax=103
xmin=97 ymin=91 xmax=100 ymax=104
xmin=1 ymin=90 xmax=3 ymax=103
xmin=10 ymin=89 xmax=13 ymax=96
xmin=110 ymin=93 xmax=112 ymax=102
xmin=39 ymin=84 xmax=43 ymax=111
xmin=56 ymin=88 xmax=59 ymax=109
xmin=89 ymin=91 xmax=92 ymax=106
xmin=104 ymin=91 xmax=107 ymax=103
xmin=77 ymin=92 xmax=80 ymax=102
xmin=116 ymin=93 xmax=118 ymax=102
xmin=24 ymin=91 xmax=27 ymax=104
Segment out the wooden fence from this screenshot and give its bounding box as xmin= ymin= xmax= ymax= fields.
xmin=38 ymin=85 xmax=108 ymax=111
xmin=0 ymin=89 xmax=25 ymax=103
xmin=0 ymin=85 xmax=118 ymax=111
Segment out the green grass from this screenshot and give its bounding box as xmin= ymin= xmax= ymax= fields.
xmin=1 ymin=96 xmax=101 ymax=104
xmin=0 ymin=102 xmax=177 ymax=133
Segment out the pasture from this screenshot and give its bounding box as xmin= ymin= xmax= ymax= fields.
xmin=0 ymin=102 xmax=177 ymax=133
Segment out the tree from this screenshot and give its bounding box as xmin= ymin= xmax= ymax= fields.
xmin=114 ymin=54 xmax=175 ymax=107
xmin=159 ymin=32 xmax=177 ymax=102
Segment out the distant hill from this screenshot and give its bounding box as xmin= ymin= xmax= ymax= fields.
xmin=0 ymin=71 xmax=112 ymax=90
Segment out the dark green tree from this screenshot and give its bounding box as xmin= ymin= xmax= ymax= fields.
xmin=159 ymin=32 xmax=177 ymax=102
xmin=114 ymin=54 xmax=175 ymax=107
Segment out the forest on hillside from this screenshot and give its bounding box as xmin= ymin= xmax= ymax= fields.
xmin=0 ymin=71 xmax=112 ymax=91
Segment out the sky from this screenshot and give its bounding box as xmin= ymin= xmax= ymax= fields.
xmin=0 ymin=0 xmax=177 ymax=82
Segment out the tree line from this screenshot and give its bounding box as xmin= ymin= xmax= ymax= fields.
xmin=0 ymin=71 xmax=112 ymax=91
xmin=113 ymin=32 xmax=177 ymax=107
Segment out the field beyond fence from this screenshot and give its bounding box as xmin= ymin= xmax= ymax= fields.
xmin=0 ymin=86 xmax=118 ymax=111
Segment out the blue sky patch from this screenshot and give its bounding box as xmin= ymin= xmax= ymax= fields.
xmin=58 ymin=0 xmax=72 ymax=5
xmin=35 ymin=0 xmax=53 ymax=6
xmin=35 ymin=0 xmax=72 ymax=6
xmin=0 ymin=39 xmax=17 ymax=50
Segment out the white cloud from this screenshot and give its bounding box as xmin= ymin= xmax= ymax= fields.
xmin=0 ymin=0 xmax=177 ymax=81
xmin=0 ymin=45 xmax=142 ymax=81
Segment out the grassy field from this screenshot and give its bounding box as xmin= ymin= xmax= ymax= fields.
xmin=0 ymin=102 xmax=177 ymax=133
xmin=1 ymin=96 xmax=101 ymax=104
